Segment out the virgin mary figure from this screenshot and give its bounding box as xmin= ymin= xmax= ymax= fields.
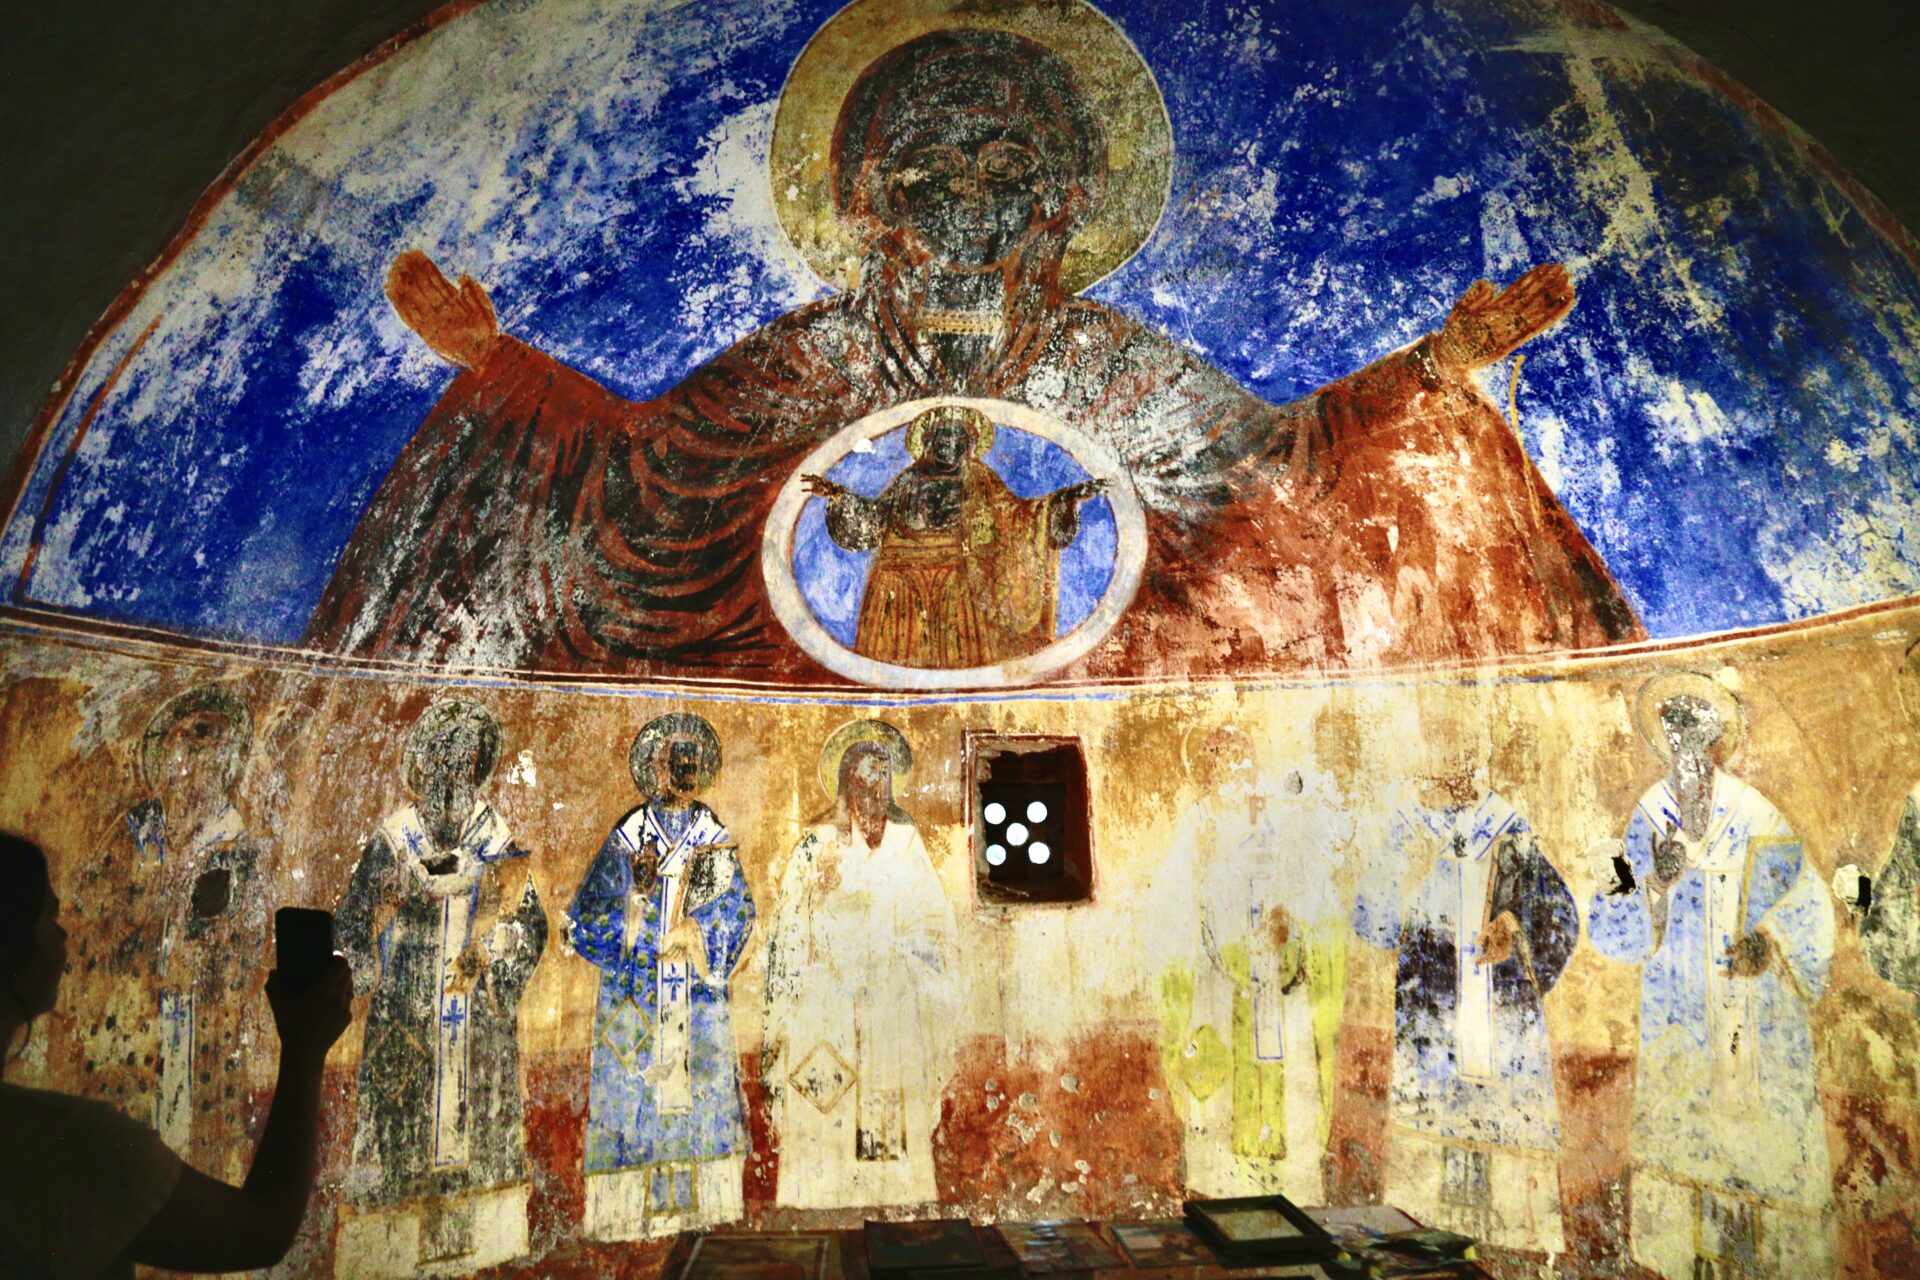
xmin=307 ymin=9 xmax=1640 ymax=680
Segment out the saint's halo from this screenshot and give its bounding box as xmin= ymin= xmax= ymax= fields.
xmin=769 ymin=0 xmax=1173 ymax=293
xmin=818 ymin=719 xmax=915 ymax=802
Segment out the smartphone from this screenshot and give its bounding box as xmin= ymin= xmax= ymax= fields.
xmin=275 ymin=907 xmax=336 ymax=987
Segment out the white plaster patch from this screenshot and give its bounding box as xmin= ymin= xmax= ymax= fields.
xmin=1642 ymin=375 xmax=1745 ymax=460
xmin=1479 ymin=190 xmax=1531 ymax=277
xmin=1761 ymin=491 xmax=1920 ymax=618
xmin=671 ymin=97 xmax=820 ymax=340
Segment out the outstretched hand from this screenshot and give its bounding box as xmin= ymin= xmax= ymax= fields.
xmin=384 ymin=249 xmax=499 ymax=368
xmin=1435 ymin=264 xmax=1575 ymax=371
xmin=801 ymin=474 xmax=849 ymax=499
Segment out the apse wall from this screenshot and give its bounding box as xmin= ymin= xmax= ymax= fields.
xmin=3 ymin=0 xmax=1919 ymax=1277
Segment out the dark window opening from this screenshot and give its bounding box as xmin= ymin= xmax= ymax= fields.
xmin=967 ymin=733 xmax=1092 ymax=905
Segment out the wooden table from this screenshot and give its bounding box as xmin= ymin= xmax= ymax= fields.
xmin=661 ymin=1221 xmax=1493 ymax=1279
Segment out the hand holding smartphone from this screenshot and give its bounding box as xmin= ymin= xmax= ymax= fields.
xmin=274 ymin=907 xmax=336 ymax=989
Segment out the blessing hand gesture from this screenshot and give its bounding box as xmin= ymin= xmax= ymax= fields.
xmin=1058 ymin=478 xmax=1109 ymax=504
xmin=1650 ymin=822 xmax=1688 ymax=892
xmin=385 ymin=249 xmax=499 ymax=368
xmin=1434 ymin=264 xmax=1575 ymax=372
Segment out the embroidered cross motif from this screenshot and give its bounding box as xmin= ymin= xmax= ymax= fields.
xmin=440 ymin=996 xmax=468 ymax=1047
xmin=159 ymin=993 xmax=192 ymax=1033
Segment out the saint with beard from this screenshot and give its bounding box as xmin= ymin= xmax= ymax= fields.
xmin=334 ymin=700 xmax=547 ymax=1277
xmin=565 ymin=714 xmax=756 ymax=1240
xmin=1588 ymin=676 xmax=1834 ymax=1279
xmin=763 ymin=721 xmax=958 ymax=1208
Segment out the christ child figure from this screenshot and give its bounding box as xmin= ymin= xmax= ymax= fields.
xmin=803 ymin=404 xmax=1104 ymax=667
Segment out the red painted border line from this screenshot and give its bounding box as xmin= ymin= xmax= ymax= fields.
xmin=0 ymin=0 xmax=486 ymax=534
xmin=14 ymin=313 xmax=164 ymax=605
xmin=0 ymin=592 xmax=1914 ymax=703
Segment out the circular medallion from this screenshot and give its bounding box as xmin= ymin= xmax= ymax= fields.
xmin=763 ymin=397 xmax=1147 ymax=689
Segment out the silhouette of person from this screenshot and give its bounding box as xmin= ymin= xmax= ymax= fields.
xmin=0 ymin=831 xmax=350 ymax=1277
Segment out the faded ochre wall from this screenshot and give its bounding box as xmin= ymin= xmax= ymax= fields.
xmin=4 ymin=604 xmax=1916 ymax=1268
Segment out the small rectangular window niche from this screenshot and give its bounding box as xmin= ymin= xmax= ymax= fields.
xmin=966 ymin=732 xmax=1093 ymax=906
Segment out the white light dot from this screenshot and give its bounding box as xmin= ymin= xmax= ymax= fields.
xmin=985 ymin=844 xmax=1007 ymax=866
xmin=1028 ymin=842 xmax=1052 ymax=865
xmin=1005 ymin=822 xmax=1029 ymax=846
xmin=1026 ymin=800 xmax=1049 ymax=823
xmin=984 ymin=801 xmax=1007 ymax=824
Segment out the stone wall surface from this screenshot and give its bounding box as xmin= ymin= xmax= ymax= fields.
xmin=4 ymin=604 xmax=1918 ymax=1275
xmin=3 ymin=0 xmax=1919 ymax=1274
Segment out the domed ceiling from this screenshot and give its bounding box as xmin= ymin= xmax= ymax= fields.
xmin=2 ymin=0 xmax=1916 ymax=689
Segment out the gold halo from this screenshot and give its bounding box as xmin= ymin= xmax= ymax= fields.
xmin=404 ymin=699 xmax=503 ymax=794
xmin=904 ymin=404 xmax=994 ymax=461
xmin=818 ymin=719 xmax=914 ymax=801
xmin=1179 ymin=721 xmax=1256 ymax=781
xmin=769 ymin=0 xmax=1173 ymax=294
xmin=628 ymin=712 xmax=723 ymax=799
xmin=1633 ymin=672 xmax=1746 ymax=764
xmin=141 ymin=683 xmax=252 ymax=792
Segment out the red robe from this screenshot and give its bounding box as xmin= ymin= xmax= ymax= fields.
xmin=307 ymin=261 xmax=1641 ymax=683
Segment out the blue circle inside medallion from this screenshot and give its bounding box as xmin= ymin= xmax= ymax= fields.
xmin=791 ymin=422 xmax=1119 ymax=650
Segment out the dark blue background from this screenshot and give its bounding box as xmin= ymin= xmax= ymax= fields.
xmin=5 ymin=0 xmax=1915 ymax=647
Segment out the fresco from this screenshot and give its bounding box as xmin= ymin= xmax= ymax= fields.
xmin=77 ymin=684 xmax=271 ymax=1183
xmin=770 ymin=396 xmax=1145 ymax=687
xmin=2 ymin=0 xmax=1917 ymax=687
xmin=1850 ymin=642 xmax=1920 ymax=1017
xmin=335 ymin=700 xmax=548 ymax=1276
xmin=1352 ymin=736 xmax=1578 ymax=1252
xmin=565 ymin=714 xmax=756 ymax=1240
xmin=4 ymin=0 xmax=1920 ymax=1276
xmin=5 ymin=606 xmax=1920 ymax=1275
xmin=801 ymin=406 xmax=1108 ymax=669
xmin=1157 ymin=725 xmax=1352 ymax=1205
xmin=763 ymin=720 xmax=959 ymax=1208
xmin=1587 ymin=674 xmax=1835 ymax=1277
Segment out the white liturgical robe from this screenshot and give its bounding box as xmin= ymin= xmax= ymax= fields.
xmin=763 ymin=817 xmax=959 ymax=1208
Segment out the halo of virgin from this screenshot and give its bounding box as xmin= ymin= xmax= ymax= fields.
xmin=767 ymin=0 xmax=1174 ymax=294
